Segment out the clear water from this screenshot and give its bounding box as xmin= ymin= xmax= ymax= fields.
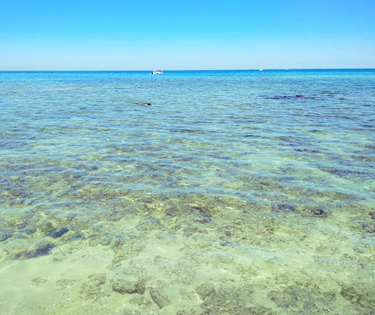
xmin=1 ymin=70 xmax=375 ymax=314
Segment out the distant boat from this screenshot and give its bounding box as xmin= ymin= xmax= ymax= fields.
xmin=151 ymin=70 xmax=163 ymax=74
xmin=259 ymin=69 xmax=263 ymax=72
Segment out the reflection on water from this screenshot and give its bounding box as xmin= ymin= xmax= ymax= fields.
xmin=1 ymin=70 xmax=375 ymax=314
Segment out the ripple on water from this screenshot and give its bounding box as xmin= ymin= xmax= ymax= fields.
xmin=1 ymin=70 xmax=375 ymax=314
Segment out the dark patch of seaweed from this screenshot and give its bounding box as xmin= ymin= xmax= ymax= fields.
xmin=15 ymin=243 xmax=56 ymax=259
xmin=46 ymin=227 xmax=69 ymax=238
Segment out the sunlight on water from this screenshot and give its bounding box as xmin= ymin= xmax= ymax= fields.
xmin=0 ymin=70 xmax=375 ymax=314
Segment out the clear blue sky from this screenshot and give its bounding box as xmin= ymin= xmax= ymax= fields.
xmin=1 ymin=0 xmax=374 ymax=70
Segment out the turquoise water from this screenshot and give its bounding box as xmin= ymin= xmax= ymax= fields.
xmin=1 ymin=70 xmax=375 ymax=314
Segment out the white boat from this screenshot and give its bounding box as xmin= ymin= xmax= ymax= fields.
xmin=259 ymin=69 xmax=263 ymax=72
xmin=151 ymin=70 xmax=163 ymax=74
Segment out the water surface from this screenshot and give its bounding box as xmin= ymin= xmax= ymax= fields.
xmin=1 ymin=70 xmax=375 ymax=314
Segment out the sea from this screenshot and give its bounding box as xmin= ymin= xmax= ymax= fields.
xmin=0 ymin=69 xmax=375 ymax=314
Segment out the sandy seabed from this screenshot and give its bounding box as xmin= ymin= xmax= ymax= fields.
xmin=1 ymin=192 xmax=374 ymax=315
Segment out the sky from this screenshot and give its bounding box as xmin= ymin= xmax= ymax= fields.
xmin=0 ymin=0 xmax=374 ymax=70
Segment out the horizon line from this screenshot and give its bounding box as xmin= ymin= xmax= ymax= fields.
xmin=1 ymin=67 xmax=375 ymax=72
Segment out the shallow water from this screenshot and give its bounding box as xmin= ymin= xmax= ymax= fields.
xmin=1 ymin=69 xmax=375 ymax=314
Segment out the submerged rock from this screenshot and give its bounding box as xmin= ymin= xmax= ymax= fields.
xmin=0 ymin=230 xmax=13 ymax=242
xmin=176 ymin=310 xmax=203 ymax=315
xmin=199 ymin=285 xmax=254 ymax=314
xmin=340 ymin=285 xmax=375 ymax=309
xmin=340 ymin=286 xmax=357 ymax=302
xmin=46 ymin=227 xmax=69 ymax=238
xmin=80 ymin=273 xmax=106 ymax=300
xmin=112 ymin=280 xmax=146 ymax=295
xmin=195 ymin=283 xmax=216 ymax=300
xmin=38 ymin=221 xmax=56 ymax=232
xmin=149 ymin=288 xmax=171 ymax=309
xmin=246 ymin=307 xmax=274 ymax=315
xmin=310 ymin=207 xmax=328 ymax=218
xmin=14 ymin=243 xmax=55 ymax=259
